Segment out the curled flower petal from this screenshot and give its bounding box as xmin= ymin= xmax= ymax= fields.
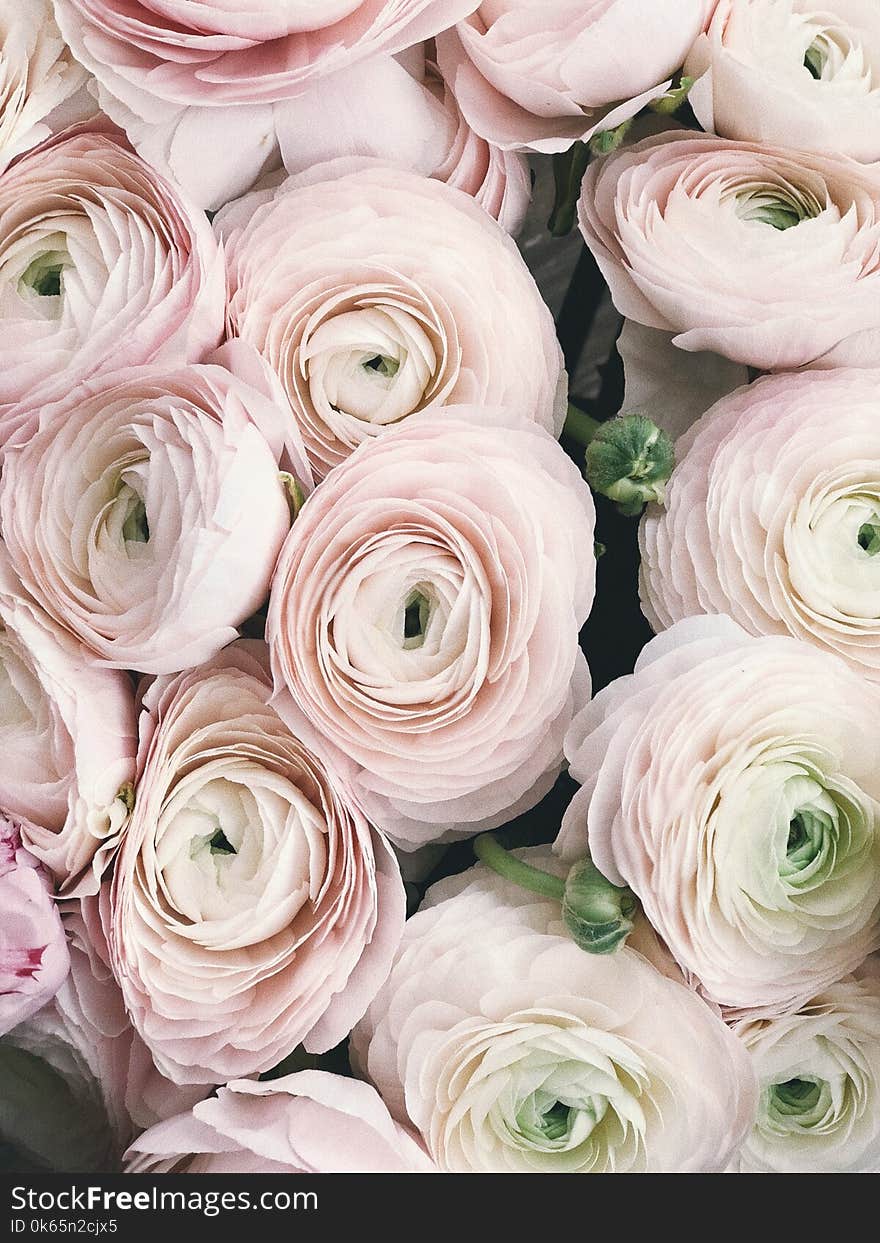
xmin=126 ymin=1072 xmax=434 ymax=1173
xmin=0 ymin=900 xmax=205 ymax=1171
xmin=436 ymin=0 xmax=713 ymax=153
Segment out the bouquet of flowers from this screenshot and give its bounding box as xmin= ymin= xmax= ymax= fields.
xmin=2 ymin=0 xmax=880 ymax=1178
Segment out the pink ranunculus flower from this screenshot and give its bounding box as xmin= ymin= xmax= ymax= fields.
xmin=51 ymin=0 xmax=481 ymax=211
xmin=351 ymin=846 xmax=757 ymax=1173
xmin=270 ymin=47 xmax=531 ymax=234
xmin=733 ymin=965 xmax=880 ymax=1173
xmin=578 ymin=130 xmax=880 ymax=371
xmin=267 ymin=409 xmax=595 ymax=851
xmin=686 ymin=0 xmax=880 ymax=163
xmin=0 ymin=544 xmax=136 ymax=896
xmin=0 ymin=0 xmax=89 ymax=173
xmin=217 ymin=159 xmax=564 ymax=482
xmin=126 ymin=1072 xmax=434 ymax=1173
xmin=640 ymin=369 xmax=880 ymax=682
xmin=0 ymin=899 xmax=206 ymax=1171
xmin=0 ymin=812 xmax=69 ymax=1036
xmin=0 ymin=361 xmax=306 ymax=675
xmin=0 ymin=126 xmax=224 ymax=441
xmin=109 ymin=642 xmax=405 ymax=1086
xmin=558 ymin=616 xmax=880 ymax=1019
xmin=435 ymin=0 xmax=714 ymax=152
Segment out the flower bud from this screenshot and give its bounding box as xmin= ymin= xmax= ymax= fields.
xmin=585 ymin=413 xmax=675 ymax=516
xmin=562 ymin=857 xmax=637 ymax=954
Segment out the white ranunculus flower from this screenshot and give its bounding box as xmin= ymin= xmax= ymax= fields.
xmin=735 ymin=965 xmax=880 ymax=1172
xmin=687 ymin=0 xmax=880 ymax=162
xmin=640 ymin=369 xmax=880 ymax=681
xmin=0 ymin=0 xmax=87 ymax=172
xmin=352 ymin=848 xmax=757 ymax=1173
xmin=558 ymin=616 xmax=880 ymax=1018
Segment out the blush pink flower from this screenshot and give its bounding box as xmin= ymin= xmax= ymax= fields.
xmin=0 ymin=544 xmax=136 ymax=896
xmin=109 ymin=642 xmax=405 ymax=1086
xmin=0 ymin=127 xmax=224 ymax=439
xmin=578 ymin=130 xmax=880 ymax=371
xmin=686 ymin=0 xmax=880 ymax=163
xmin=558 ymin=616 xmax=880 ymax=1018
xmin=0 ymin=361 xmax=305 ymax=675
xmin=126 ymin=1071 xmax=434 ymax=1173
xmin=0 ymin=899 xmax=205 ymax=1170
xmin=0 ymin=0 xmax=89 ymax=173
xmin=268 ymin=48 xmax=531 ymax=234
xmin=52 ymin=0 xmax=480 ymax=210
xmin=267 ymin=409 xmax=596 ymax=850
xmin=436 ymin=0 xmax=713 ymax=152
xmin=640 ymin=369 xmax=880 ymax=683
xmin=352 ymin=847 xmax=757 ymax=1172
xmin=0 ymin=811 xmax=68 ymax=1037
xmin=217 ymin=159 xmax=564 ymax=481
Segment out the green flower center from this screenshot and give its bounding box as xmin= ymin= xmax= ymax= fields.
xmin=18 ymin=251 xmax=68 ymax=299
xmin=189 ymin=821 xmax=238 ymax=860
xmin=402 ymin=588 xmax=432 ymax=650
xmin=121 ymin=496 xmax=149 ymax=545
xmin=786 ymin=808 xmax=831 ymax=869
xmin=362 ymin=354 xmax=399 ymax=380
xmin=765 ymin=1075 xmax=836 ymax=1134
xmin=804 ymin=43 xmax=825 ymax=80
xmin=772 ymin=1077 xmax=822 ymax=1113
xmin=207 ymin=828 xmax=236 ymax=856
xmin=735 ymin=184 xmax=823 ymax=231
xmin=514 ymin=1088 xmax=605 ymax=1150
xmin=858 ymin=520 xmax=880 ymax=556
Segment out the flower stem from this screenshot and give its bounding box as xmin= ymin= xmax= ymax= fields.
xmin=473 ymin=834 xmax=566 ymax=901
xmin=563 ymin=403 xmax=602 ymax=447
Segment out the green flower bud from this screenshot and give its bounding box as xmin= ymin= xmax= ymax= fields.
xmin=473 ymin=835 xmax=636 ymax=956
xmin=585 ymin=413 xmax=675 ymax=516
xmin=589 ymin=118 xmax=633 ymax=158
xmin=562 ymin=857 xmax=637 ymax=954
xmin=279 ymin=471 xmax=306 ymax=522
xmin=649 ymin=76 xmax=695 ymax=116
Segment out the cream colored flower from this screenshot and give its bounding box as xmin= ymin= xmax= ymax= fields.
xmin=559 ymin=616 xmax=880 ymax=1017
xmin=353 ymin=848 xmax=757 ymax=1172
xmin=735 ymin=966 xmax=880 ymax=1172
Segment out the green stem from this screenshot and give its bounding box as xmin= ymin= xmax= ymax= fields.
xmin=549 ymin=141 xmax=591 ymax=237
xmin=563 ymin=403 xmax=602 ymax=448
xmin=473 ymin=834 xmax=566 ymax=901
